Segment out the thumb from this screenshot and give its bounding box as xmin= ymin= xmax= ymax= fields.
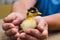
xmin=4 ymin=15 xmax=16 ymax=23
xmin=33 ymin=16 xmax=45 ymax=32
xmin=33 ymin=16 xmax=41 ymax=23
xmin=12 ymin=17 xmax=24 ymax=25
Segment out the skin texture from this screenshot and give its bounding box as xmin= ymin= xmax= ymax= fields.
xmin=43 ymin=13 xmax=60 ymax=30
xmin=2 ymin=0 xmax=60 ymax=40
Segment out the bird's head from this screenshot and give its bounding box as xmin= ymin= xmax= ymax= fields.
xmin=27 ymin=7 xmax=41 ymax=17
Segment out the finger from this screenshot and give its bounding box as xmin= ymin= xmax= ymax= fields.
xmin=33 ymin=16 xmax=44 ymax=32
xmin=38 ymin=20 xmax=48 ymax=39
xmin=12 ymin=15 xmax=24 ymax=25
xmin=12 ymin=18 xmax=21 ymax=25
xmin=17 ymin=38 xmax=21 ymax=40
xmin=13 ymin=32 xmax=20 ymax=38
xmin=41 ymin=21 xmax=48 ymax=39
xmin=37 ymin=22 xmax=48 ymax=39
xmin=25 ymin=29 xmax=41 ymax=39
xmin=10 ymin=32 xmax=21 ymax=40
xmin=4 ymin=15 xmax=16 ymax=23
xmin=2 ymin=23 xmax=15 ymax=31
xmin=37 ymin=18 xmax=48 ymax=32
xmin=12 ymin=18 xmax=23 ymax=30
xmin=26 ymin=35 xmax=38 ymax=40
xmin=20 ymin=33 xmax=38 ymax=40
xmin=5 ymin=28 xmax=18 ymax=36
xmin=41 ymin=29 xmax=48 ymax=39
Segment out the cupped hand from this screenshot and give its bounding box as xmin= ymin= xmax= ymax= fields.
xmin=2 ymin=12 xmax=26 ymax=40
xmin=19 ymin=16 xmax=48 ymax=40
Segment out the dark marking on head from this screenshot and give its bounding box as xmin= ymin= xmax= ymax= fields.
xmin=28 ymin=7 xmax=37 ymax=13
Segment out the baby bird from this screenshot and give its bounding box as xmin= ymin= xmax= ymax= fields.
xmin=20 ymin=7 xmax=41 ymax=32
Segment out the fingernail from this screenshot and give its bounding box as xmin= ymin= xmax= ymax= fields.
xmin=14 ymin=32 xmax=20 ymax=38
xmin=20 ymin=33 xmax=26 ymax=39
xmin=17 ymin=38 xmax=21 ymax=40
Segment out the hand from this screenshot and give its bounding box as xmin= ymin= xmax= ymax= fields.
xmin=2 ymin=12 xmax=26 ymax=40
xmin=19 ymin=16 xmax=48 ymax=40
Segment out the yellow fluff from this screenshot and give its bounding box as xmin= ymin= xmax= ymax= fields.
xmin=20 ymin=7 xmax=41 ymax=32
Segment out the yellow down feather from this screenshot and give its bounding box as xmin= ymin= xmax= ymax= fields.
xmin=20 ymin=7 xmax=41 ymax=32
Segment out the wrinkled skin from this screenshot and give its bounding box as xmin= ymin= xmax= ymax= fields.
xmin=2 ymin=12 xmax=48 ymax=40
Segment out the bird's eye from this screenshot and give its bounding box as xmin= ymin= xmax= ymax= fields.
xmin=30 ymin=10 xmax=36 ymax=13
xmin=28 ymin=7 xmax=36 ymax=13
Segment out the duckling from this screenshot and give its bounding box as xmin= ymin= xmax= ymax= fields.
xmin=20 ymin=7 xmax=41 ymax=32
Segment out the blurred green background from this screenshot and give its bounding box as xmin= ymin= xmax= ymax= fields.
xmin=0 ymin=4 xmax=12 ymax=19
xmin=0 ymin=0 xmax=16 ymax=19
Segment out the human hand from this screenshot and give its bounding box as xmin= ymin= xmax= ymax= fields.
xmin=19 ymin=16 xmax=48 ymax=40
xmin=2 ymin=12 xmax=26 ymax=40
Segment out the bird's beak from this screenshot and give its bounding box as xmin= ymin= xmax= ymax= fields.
xmin=38 ymin=12 xmax=42 ymax=15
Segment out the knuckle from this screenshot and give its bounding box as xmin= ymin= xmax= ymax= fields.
xmin=11 ymin=33 xmax=20 ymax=39
xmin=5 ymin=28 xmax=17 ymax=36
xmin=2 ymin=23 xmax=7 ymax=31
xmin=2 ymin=23 xmax=9 ymax=31
xmin=41 ymin=30 xmax=48 ymax=39
xmin=13 ymin=33 xmax=20 ymax=38
xmin=9 ymin=23 xmax=15 ymax=28
xmin=4 ymin=17 xmax=8 ymax=23
xmin=2 ymin=23 xmax=15 ymax=31
xmin=11 ymin=28 xmax=18 ymax=33
xmin=4 ymin=18 xmax=6 ymax=21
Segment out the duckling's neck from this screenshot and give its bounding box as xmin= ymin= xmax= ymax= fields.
xmin=26 ymin=16 xmax=33 ymax=20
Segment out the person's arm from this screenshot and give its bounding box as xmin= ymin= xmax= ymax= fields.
xmin=43 ymin=13 xmax=60 ymax=30
xmin=12 ymin=0 xmax=37 ymax=15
